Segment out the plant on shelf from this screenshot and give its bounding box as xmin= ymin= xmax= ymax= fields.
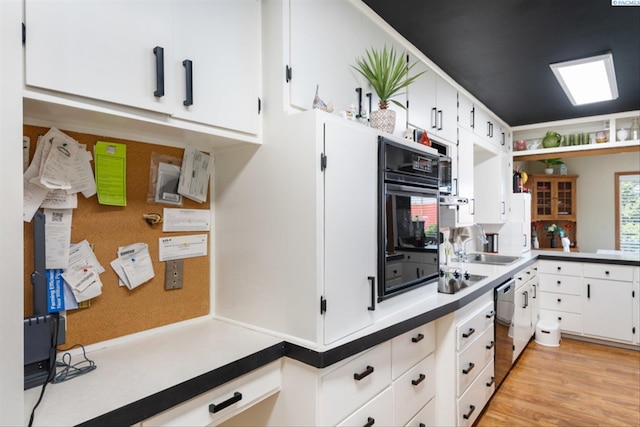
xmin=539 ymin=158 xmax=564 ymax=174
xmin=352 ymin=45 xmax=424 ymax=134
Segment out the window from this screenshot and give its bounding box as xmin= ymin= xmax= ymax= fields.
xmin=615 ymin=172 xmax=640 ymax=254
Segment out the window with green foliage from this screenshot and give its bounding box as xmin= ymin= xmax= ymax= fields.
xmin=615 ymin=172 xmax=640 ymax=254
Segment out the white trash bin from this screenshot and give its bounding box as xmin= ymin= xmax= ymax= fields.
xmin=535 ymin=319 xmax=561 ymax=347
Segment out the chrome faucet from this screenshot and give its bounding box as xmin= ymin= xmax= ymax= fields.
xmin=454 ymin=225 xmax=488 ymax=262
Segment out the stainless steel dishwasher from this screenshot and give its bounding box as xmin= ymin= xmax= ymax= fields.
xmin=494 ymin=279 xmax=515 ymax=387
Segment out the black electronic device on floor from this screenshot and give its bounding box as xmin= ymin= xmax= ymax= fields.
xmin=24 ymin=210 xmax=66 ymax=390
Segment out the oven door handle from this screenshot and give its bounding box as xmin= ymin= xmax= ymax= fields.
xmin=386 ymin=183 xmax=439 ymax=196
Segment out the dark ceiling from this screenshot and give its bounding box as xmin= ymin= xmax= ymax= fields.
xmin=362 ymin=0 xmax=640 ymax=126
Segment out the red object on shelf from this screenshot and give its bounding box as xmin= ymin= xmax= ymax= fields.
xmin=419 ymin=130 xmax=431 ymax=147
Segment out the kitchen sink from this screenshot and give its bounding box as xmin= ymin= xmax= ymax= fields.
xmin=457 ymin=253 xmax=522 ymax=266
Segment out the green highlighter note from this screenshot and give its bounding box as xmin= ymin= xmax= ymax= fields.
xmin=95 ymin=141 xmax=127 ymax=206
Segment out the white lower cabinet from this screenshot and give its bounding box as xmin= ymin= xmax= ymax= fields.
xmin=513 ymin=265 xmax=538 ymax=361
xmin=140 ymin=361 xmax=281 ymax=427
xmin=337 ymin=387 xmax=394 ymax=427
xmin=457 ymin=359 xmax=495 ymax=427
xmin=538 ymin=260 xmax=583 ymax=334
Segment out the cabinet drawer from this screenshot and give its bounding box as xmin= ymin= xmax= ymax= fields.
xmin=539 ymin=292 xmax=582 ymax=314
xmin=321 ymin=341 xmax=391 ymax=426
xmin=457 ymin=359 xmax=495 ymax=427
xmin=337 ymin=387 xmax=393 ymax=427
xmin=539 ymin=274 xmax=582 ymax=295
xmin=386 ymin=262 xmax=403 ymax=280
xmin=539 ymin=309 xmax=582 ymax=334
xmin=514 ymin=266 xmax=537 ymax=288
xmin=140 ymin=361 xmax=281 ymax=427
xmin=457 ymin=301 xmax=495 ymax=351
xmin=583 ymin=264 xmax=633 ymax=282
xmin=391 ymin=321 xmax=435 ymax=380
xmin=457 ymin=325 xmax=494 ymax=396
xmin=405 ymin=398 xmax=435 ymax=427
xmin=401 ymin=251 xmax=438 ymax=264
xmin=393 ymin=353 xmax=436 ymax=425
xmin=538 ymin=260 xmax=582 ymax=276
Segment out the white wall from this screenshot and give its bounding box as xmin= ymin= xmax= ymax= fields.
xmin=522 ymin=151 xmax=640 ymax=253
xmin=0 ymin=0 xmax=26 ymax=424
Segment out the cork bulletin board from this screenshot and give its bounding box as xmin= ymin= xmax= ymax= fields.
xmin=23 ymin=125 xmax=210 ymax=347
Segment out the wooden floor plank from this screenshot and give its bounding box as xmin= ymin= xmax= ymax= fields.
xmin=475 ymin=338 xmax=640 ymax=427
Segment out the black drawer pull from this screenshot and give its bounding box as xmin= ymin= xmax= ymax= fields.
xmin=462 ymin=362 xmax=475 ymax=375
xmin=486 ymin=340 xmax=495 ymax=350
xmin=463 ymin=404 xmax=476 ymax=420
xmin=557 ymin=280 xmax=561 ymax=285
xmin=485 ymin=310 xmax=495 ymax=318
xmin=557 ymin=266 xmax=562 ymax=271
xmin=557 ymin=298 xmax=562 ymax=303
xmin=182 ymin=59 xmax=193 ymax=106
xmin=153 ymin=46 xmax=165 ymax=97
xmin=354 ymin=365 xmax=374 ymax=381
xmin=364 ymin=416 xmax=375 ymax=427
xmin=419 ymin=424 xmax=426 ymax=427
xmin=411 ymin=373 xmax=426 ymax=386
xmin=486 ymin=376 xmax=495 ymax=387
xmin=412 ymin=333 xmax=424 ymax=343
xmin=605 ymin=270 xmax=610 ymax=275
xmin=462 ymin=328 xmax=475 ymax=338
xmin=209 ymin=391 xmax=242 ymax=414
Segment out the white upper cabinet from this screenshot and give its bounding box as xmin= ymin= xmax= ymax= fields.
xmin=25 ymin=0 xmax=261 ymax=135
xmin=407 ymin=59 xmax=458 ymax=144
xmin=25 ymin=0 xmax=174 ymax=114
xmin=455 ymin=128 xmax=475 ymax=226
xmin=172 ymin=0 xmax=260 ymax=134
xmin=458 ymin=92 xmax=475 ymax=133
xmin=288 ymin=0 xmax=406 ymax=135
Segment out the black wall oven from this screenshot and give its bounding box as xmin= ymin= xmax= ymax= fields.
xmin=378 ymin=137 xmax=440 ymax=301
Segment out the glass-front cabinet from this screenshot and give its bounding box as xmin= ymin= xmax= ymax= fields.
xmin=527 ymin=174 xmax=578 ymax=250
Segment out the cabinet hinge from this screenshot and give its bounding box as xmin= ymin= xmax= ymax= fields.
xmin=285 ymin=65 xmax=292 ymax=83
xmin=320 ymin=296 xmax=327 ymax=315
xmin=22 ymin=23 xmax=26 ymax=45
xmin=320 ymin=153 xmax=327 ymax=171
xmin=258 ymin=97 xmax=261 ymax=115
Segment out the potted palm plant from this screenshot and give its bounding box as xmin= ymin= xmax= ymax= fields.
xmin=539 ymin=158 xmax=564 ymax=174
xmin=352 ymin=45 xmax=424 ymax=134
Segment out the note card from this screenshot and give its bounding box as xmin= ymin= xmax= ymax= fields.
xmin=95 ymin=141 xmax=127 ymax=206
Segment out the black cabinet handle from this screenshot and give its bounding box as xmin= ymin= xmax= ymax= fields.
xmin=354 ymin=365 xmax=374 ymax=381
xmin=462 ymin=328 xmax=475 ymax=338
xmin=587 ymin=283 xmax=591 ymax=298
xmin=470 ymin=107 xmax=475 ymax=129
xmin=153 ymin=46 xmax=165 ymax=97
xmin=431 ymin=107 xmax=437 ymax=129
xmin=463 ymin=404 xmax=476 ymax=420
xmin=486 ymin=376 xmax=495 ymax=387
xmin=557 ymin=266 xmax=562 ymax=271
xmin=209 ymin=392 xmax=242 ymax=414
xmin=411 ymin=373 xmax=426 ymax=386
xmin=355 ymin=87 xmax=362 ymax=118
xmin=532 ymin=284 xmax=537 ymax=299
xmin=419 ymin=424 xmax=426 ymax=427
xmin=367 ymin=276 xmax=376 ymax=311
xmin=364 ymin=416 xmax=375 ymax=427
xmin=462 ymin=362 xmax=475 ymax=375
xmin=523 ymin=290 xmax=529 ymax=308
xmin=486 ymin=340 xmax=495 ymax=350
xmin=437 ymin=110 xmax=443 ymax=130
xmin=412 ymin=333 xmax=424 ymax=343
xmin=486 ymin=310 xmax=495 ymax=319
xmin=557 ymin=298 xmax=562 ymax=303
xmin=183 ymin=59 xmax=193 ymax=106
xmin=605 ymin=270 xmax=610 ymax=276
xmin=366 ymin=93 xmax=372 ymax=120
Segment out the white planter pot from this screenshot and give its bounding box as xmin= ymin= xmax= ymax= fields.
xmin=370 ymin=109 xmax=396 ymax=134
xmin=544 ymin=168 xmax=554 ymax=175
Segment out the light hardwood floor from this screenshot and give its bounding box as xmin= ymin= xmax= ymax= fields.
xmin=476 ymin=337 xmax=640 ymax=426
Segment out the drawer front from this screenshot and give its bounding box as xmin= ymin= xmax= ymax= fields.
xmin=538 ymin=260 xmax=582 ymax=276
xmin=538 ymin=274 xmax=582 ymax=295
xmin=393 ymin=353 xmax=436 ymax=425
xmin=401 ymin=251 xmax=438 ymax=264
xmin=515 ymin=266 xmax=537 ymax=288
xmin=321 ymin=341 xmax=391 ymax=426
xmin=391 ymin=321 xmax=435 ymax=380
xmin=457 ymin=325 xmax=495 ymax=396
xmin=583 ymin=263 xmax=633 ymax=282
xmin=405 ymin=398 xmax=435 ymax=427
xmin=337 ymin=387 xmax=393 ymax=427
xmin=539 ymin=292 xmax=582 ymax=314
xmin=386 ymin=262 xmax=403 ymax=280
xmin=457 ymin=301 xmax=495 ymax=351
xmin=539 ymin=309 xmax=582 ymax=334
xmin=457 ymin=359 xmax=495 ymax=427
xmin=140 ymin=361 xmax=281 ymax=427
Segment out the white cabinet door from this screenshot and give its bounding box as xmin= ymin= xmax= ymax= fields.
xmin=289 ymin=0 xmax=405 ymax=124
xmin=583 ymin=279 xmax=634 ymax=343
xmin=172 ymin=0 xmax=260 ymax=134
xmin=456 ymin=128 xmax=475 ymax=225
xmin=25 ymin=0 xmax=173 ymax=114
xmin=474 ymin=152 xmax=507 ymax=224
xmin=509 ymin=193 xmax=531 ymax=253
xmin=513 ymin=281 xmax=533 ymax=361
xmin=407 ymin=60 xmax=457 ymax=144
xmin=323 ymin=120 xmax=377 ymax=344
xmin=458 ymin=93 xmax=475 ymax=133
